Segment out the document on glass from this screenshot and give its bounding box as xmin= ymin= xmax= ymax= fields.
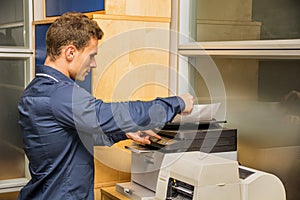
xmin=172 ymin=103 xmax=221 ymax=123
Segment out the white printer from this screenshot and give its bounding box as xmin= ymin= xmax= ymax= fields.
xmin=117 ymin=152 xmax=286 ymax=200
xmin=155 ymin=152 xmax=286 ymax=200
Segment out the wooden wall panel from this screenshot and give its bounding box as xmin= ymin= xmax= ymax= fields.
xmin=105 ymin=0 xmax=171 ymax=18
xmin=92 ymin=2 xmax=172 ymax=195
xmin=92 ymin=17 xmax=171 ymax=101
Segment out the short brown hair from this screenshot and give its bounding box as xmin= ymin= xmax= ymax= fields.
xmin=46 ymin=12 xmax=103 ymax=61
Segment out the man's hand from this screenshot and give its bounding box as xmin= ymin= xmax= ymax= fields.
xmin=179 ymin=93 xmax=194 ymax=114
xmin=126 ymin=130 xmax=161 ymax=145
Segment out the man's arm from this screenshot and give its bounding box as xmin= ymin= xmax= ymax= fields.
xmin=51 ymin=84 xmax=194 ymax=145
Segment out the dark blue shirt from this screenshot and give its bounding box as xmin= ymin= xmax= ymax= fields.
xmin=18 ymin=65 xmax=185 ymax=200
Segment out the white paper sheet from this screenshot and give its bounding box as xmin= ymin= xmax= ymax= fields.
xmin=172 ymin=103 xmax=221 ymax=123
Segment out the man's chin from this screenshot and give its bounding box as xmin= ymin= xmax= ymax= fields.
xmin=76 ymin=74 xmax=88 ymax=82
xmin=75 ymin=77 xmax=85 ymax=82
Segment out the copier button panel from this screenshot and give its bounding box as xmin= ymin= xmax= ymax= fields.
xmin=149 ymin=136 xmax=177 ymax=146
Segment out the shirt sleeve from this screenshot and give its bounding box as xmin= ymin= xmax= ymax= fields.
xmin=50 ymin=83 xmax=185 ymax=145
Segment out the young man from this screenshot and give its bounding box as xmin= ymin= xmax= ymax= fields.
xmin=18 ymin=12 xmax=194 ymax=199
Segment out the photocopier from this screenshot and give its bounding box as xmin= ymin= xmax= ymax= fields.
xmin=116 ymin=119 xmax=286 ymax=200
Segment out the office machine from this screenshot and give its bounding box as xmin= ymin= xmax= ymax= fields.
xmin=116 ymin=120 xmax=286 ymax=200
xmin=117 ymin=120 xmax=238 ymax=198
xmin=117 ymin=152 xmax=286 ymax=200
xmin=155 ymin=152 xmax=286 ymax=200
xmin=129 ymin=120 xmax=237 ymax=191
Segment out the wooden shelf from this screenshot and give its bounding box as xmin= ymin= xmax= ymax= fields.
xmin=33 ymin=10 xmax=105 ymax=25
xmin=93 ymin=14 xmax=170 ymax=23
xmin=33 ymin=13 xmax=171 ymax=25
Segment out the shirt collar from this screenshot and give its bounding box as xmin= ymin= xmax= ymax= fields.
xmin=35 ymin=64 xmax=75 ymax=83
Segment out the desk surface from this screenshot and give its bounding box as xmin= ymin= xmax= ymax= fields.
xmin=101 ymin=186 xmax=130 ymax=200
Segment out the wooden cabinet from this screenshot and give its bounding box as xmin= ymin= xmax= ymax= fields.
xmin=92 ymin=2 xmax=172 ymax=199
xmin=91 ymin=0 xmax=172 ymax=101
xmin=105 ymin=0 xmax=171 ymax=18
xmin=94 ymin=140 xmax=131 ymax=200
xmin=92 ymin=14 xmax=171 ymax=101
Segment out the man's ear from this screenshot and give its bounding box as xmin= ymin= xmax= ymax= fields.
xmin=65 ymin=45 xmax=77 ymax=61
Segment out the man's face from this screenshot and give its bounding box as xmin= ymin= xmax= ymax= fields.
xmin=70 ymin=38 xmax=98 ymax=81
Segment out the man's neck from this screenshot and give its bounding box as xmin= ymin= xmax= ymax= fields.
xmin=44 ymin=57 xmax=70 ymax=78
